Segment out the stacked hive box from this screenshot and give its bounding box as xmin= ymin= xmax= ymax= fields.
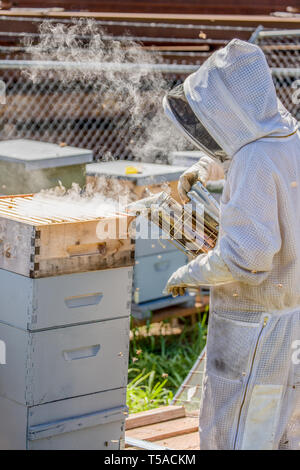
xmin=86 ymin=161 xmax=195 ymax=318
xmin=0 ymin=139 xmax=93 ymax=194
xmin=0 ymin=195 xmax=135 ymax=450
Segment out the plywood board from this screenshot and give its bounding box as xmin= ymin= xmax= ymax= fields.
xmin=154 ymin=431 xmax=200 ymax=450
xmin=126 ymin=405 xmax=185 ymax=430
xmin=126 ymin=416 xmax=199 ymax=442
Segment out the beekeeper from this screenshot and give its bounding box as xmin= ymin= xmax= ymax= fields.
xmin=163 ymin=39 xmax=300 ymax=450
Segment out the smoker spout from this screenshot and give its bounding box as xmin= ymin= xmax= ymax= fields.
xmin=126 ymin=191 xmax=168 ymax=215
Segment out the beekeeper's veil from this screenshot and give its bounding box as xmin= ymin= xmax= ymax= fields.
xmin=163 ymin=83 xmax=228 ymax=163
xmin=163 ymin=39 xmax=296 ymax=164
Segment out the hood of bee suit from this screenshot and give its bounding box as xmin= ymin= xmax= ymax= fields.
xmin=163 ymin=38 xmax=298 ymax=161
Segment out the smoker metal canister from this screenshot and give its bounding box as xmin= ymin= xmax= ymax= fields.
xmin=127 ymin=182 xmax=220 ymax=258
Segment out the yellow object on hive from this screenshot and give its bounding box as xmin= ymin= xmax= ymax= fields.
xmin=125 ymin=165 xmax=140 ymax=175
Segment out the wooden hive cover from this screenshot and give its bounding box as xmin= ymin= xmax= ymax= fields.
xmin=0 ymin=194 xmax=135 ymax=278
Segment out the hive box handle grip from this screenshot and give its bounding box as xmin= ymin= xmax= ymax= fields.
xmin=154 ymin=260 xmax=171 ymax=272
xmin=64 ymin=292 xmax=103 ymax=308
xmin=63 ymin=344 xmax=101 ymax=361
xmin=66 ymin=242 xmax=107 ymax=257
xmin=28 ymin=405 xmax=127 ymax=440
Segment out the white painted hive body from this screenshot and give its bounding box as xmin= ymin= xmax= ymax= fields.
xmin=0 ymin=194 xmax=134 ymax=450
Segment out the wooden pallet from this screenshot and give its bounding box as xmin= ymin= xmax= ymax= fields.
xmin=125 ymin=405 xmax=200 ymax=450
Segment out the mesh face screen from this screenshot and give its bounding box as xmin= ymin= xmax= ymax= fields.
xmin=166 ymin=84 xmax=228 ymax=162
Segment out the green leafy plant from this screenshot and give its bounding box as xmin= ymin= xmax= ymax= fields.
xmin=127 ymin=313 xmax=207 ymax=413
xmin=126 ymin=369 xmax=173 ymax=413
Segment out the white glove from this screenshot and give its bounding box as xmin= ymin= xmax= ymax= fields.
xmin=163 ymin=264 xmax=198 ymax=297
xmin=164 ymin=245 xmax=234 ymax=297
xmin=178 ymin=156 xmax=224 ymax=203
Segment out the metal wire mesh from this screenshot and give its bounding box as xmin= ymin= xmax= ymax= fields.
xmin=253 ymin=29 xmax=300 ymax=121
xmin=0 ymin=63 xmax=195 ymax=161
xmin=0 ymin=26 xmax=298 ymax=161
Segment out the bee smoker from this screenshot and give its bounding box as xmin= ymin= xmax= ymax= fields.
xmin=127 ymin=181 xmax=220 ymax=258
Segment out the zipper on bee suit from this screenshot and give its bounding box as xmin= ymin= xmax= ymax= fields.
xmin=233 ymin=315 xmax=269 ymax=450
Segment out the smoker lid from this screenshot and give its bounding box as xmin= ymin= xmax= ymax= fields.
xmin=0 ymin=139 xmax=93 ymax=170
xmin=86 ymin=161 xmax=186 ymax=186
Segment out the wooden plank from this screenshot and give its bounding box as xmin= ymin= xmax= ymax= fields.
xmin=35 ymin=239 xmax=135 ymax=277
xmin=0 ymin=216 xmax=35 ymax=275
xmin=126 ymin=415 xmax=199 ymax=442
xmin=2 ymin=2 xmax=300 ymax=17
xmin=154 ymin=431 xmax=200 ymax=450
xmin=126 ymin=405 xmax=185 ymax=430
xmin=0 ymin=16 xmax=250 ymax=42
xmin=0 ymin=10 xmax=299 ymax=28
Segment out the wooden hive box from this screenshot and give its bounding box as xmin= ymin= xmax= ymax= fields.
xmin=0 ymin=194 xmax=135 ymax=278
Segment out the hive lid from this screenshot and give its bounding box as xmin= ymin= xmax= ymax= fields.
xmin=0 ymin=139 xmax=93 ymax=170
xmin=86 ymin=161 xmax=186 ymax=186
xmin=168 ymin=150 xmax=206 ymax=167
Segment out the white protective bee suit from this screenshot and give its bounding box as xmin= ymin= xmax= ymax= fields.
xmin=163 ymin=39 xmax=300 ymax=450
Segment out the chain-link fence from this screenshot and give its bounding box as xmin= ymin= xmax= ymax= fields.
xmin=0 ymin=62 xmax=192 ymax=161
xmin=252 ymin=28 xmax=300 ymax=121
xmin=0 ymin=25 xmax=299 ymax=161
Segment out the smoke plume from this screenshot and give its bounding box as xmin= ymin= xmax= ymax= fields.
xmin=23 ymin=19 xmax=189 ymax=162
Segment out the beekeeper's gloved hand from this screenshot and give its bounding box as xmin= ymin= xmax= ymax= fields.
xmin=164 ymin=245 xmax=235 ymax=297
xmin=178 ymin=156 xmax=224 ymax=203
xmin=163 ymin=264 xmax=196 ymax=297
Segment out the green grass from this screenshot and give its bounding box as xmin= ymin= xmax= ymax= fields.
xmin=127 ymin=313 xmax=208 ymax=413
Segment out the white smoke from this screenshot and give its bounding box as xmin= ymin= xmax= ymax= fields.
xmin=15 ymin=182 xmax=127 ymax=220
xmin=23 ymin=18 xmax=188 ymax=162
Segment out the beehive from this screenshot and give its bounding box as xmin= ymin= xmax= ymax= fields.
xmin=0 ymin=194 xmax=135 ymax=278
xmin=0 ymin=194 xmax=135 ymax=450
xmin=0 ymin=140 xmax=93 ymax=195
